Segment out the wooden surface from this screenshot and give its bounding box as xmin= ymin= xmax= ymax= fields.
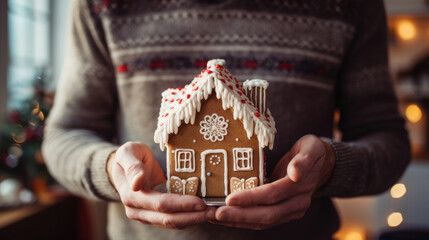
xmin=0 ymin=196 xmax=78 ymax=240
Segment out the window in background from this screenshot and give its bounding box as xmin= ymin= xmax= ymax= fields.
xmin=7 ymin=0 xmax=50 ymax=110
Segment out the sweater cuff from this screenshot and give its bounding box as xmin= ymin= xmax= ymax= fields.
xmin=315 ymin=138 xmax=361 ymax=197
xmin=90 ymin=145 xmax=121 ymax=201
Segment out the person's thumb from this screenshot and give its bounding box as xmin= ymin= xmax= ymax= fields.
xmin=116 ymin=142 xmax=149 ymax=191
xmin=287 ymin=153 xmax=314 ymax=183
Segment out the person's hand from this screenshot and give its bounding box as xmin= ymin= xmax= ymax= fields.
xmin=213 ymin=134 xmax=335 ymax=230
xmin=107 ymin=142 xmax=216 ymax=229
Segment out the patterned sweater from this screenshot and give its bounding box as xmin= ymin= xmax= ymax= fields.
xmin=42 ymin=0 xmax=410 ymax=239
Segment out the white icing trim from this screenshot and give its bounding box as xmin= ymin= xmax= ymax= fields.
xmin=200 ymin=149 xmax=228 ymax=197
xmin=244 ymin=79 xmax=269 ymax=117
xmin=166 ymin=146 xmax=170 ymax=193
xmin=243 ymin=79 xmax=269 ymax=89
xmin=199 ymin=113 xmax=229 ymax=142
xmin=170 ymin=176 xmax=199 ymax=195
xmin=207 ymin=59 xmax=226 ymax=68
xmin=259 ymin=143 xmax=264 ymax=186
xmin=230 ymin=177 xmax=258 ymax=192
xmin=232 ymin=148 xmax=253 ymax=171
xmin=154 ymin=59 xmax=276 ymax=151
xmin=174 ymin=149 xmax=195 ymax=172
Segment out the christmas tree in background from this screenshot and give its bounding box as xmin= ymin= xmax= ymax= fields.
xmin=0 ymin=75 xmax=55 ymax=201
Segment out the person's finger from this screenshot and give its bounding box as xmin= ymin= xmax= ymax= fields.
xmin=217 ymin=195 xmax=310 ymax=225
xmin=225 ymin=177 xmax=305 ymax=207
xmin=125 ymin=206 xmax=216 ymax=229
xmin=210 ymin=209 xmax=306 ymax=230
xmin=115 ymin=142 xmax=154 ymax=191
xmin=113 ymin=164 xmax=207 ymax=212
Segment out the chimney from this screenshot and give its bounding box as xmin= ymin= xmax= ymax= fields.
xmin=243 ymin=79 xmax=269 ymax=116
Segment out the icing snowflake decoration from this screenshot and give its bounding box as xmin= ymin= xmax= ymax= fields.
xmin=199 ymin=114 xmax=228 ymax=142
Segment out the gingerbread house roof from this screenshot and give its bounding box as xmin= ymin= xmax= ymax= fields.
xmin=154 ymin=59 xmax=276 ymax=151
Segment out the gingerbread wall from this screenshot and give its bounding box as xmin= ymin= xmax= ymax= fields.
xmin=167 ymin=94 xmax=261 ymax=197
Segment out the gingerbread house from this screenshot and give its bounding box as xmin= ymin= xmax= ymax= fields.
xmin=154 ymin=59 xmax=276 ymax=201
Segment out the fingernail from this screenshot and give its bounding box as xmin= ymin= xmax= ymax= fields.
xmin=228 ymin=199 xmax=239 ymax=206
xmin=194 ymin=204 xmax=205 ymax=211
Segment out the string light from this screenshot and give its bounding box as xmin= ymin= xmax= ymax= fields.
xmin=390 ymin=183 xmax=406 ymax=199
xmin=387 ymin=212 xmax=403 ymax=227
xmin=397 ymin=19 xmax=417 ymax=40
xmin=405 ymin=104 xmax=422 ymax=123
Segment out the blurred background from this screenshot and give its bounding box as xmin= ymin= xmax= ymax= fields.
xmin=0 ymin=0 xmax=428 ymax=239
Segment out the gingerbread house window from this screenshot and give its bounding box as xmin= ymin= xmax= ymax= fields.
xmin=233 ymin=148 xmax=253 ymax=171
xmin=175 ymin=149 xmax=195 ymax=172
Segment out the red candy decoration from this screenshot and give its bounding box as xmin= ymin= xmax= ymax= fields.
xmin=255 ymin=113 xmax=260 ymax=117
xmin=228 ymin=85 xmax=233 ymax=90
xmin=187 ymin=94 xmax=191 ymax=99
xmin=241 ymin=99 xmax=246 ymax=103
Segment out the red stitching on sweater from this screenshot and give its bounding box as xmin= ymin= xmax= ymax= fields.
xmin=117 ymin=64 xmax=129 ymax=73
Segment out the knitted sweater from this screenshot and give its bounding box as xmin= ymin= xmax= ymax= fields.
xmin=42 ymin=0 xmax=410 ymax=239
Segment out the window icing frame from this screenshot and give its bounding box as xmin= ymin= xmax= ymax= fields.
xmin=233 ymin=148 xmax=253 ymax=171
xmin=175 ymin=149 xmax=195 ymax=172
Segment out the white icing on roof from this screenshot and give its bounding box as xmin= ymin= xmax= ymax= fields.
xmin=243 ymin=79 xmax=269 ymax=89
xmin=154 ymin=59 xmax=276 ymax=151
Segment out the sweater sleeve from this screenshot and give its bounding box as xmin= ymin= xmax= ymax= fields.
xmin=317 ymin=0 xmax=411 ymax=197
xmin=42 ymin=0 xmax=120 ymax=201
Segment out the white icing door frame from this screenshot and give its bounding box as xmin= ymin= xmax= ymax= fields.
xmin=200 ymin=149 xmax=228 ymax=197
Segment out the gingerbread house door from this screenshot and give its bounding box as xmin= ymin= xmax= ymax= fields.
xmin=201 ymin=149 xmax=228 ymax=197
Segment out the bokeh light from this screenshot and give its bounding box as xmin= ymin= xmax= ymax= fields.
xmin=387 ymin=212 xmax=403 ymax=227
xmin=397 ymin=20 xmax=417 ymax=40
xmin=345 ymin=231 xmax=364 ymax=240
xmin=11 ymin=125 xmax=26 ymax=144
xmin=390 ymin=183 xmax=407 ymax=199
xmin=405 ymin=104 xmax=422 ymax=123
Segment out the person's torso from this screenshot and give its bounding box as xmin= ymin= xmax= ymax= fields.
xmin=94 ymin=0 xmax=357 ymax=238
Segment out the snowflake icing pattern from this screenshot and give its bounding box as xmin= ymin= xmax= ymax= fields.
xmin=199 ymin=114 xmax=229 ymax=142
